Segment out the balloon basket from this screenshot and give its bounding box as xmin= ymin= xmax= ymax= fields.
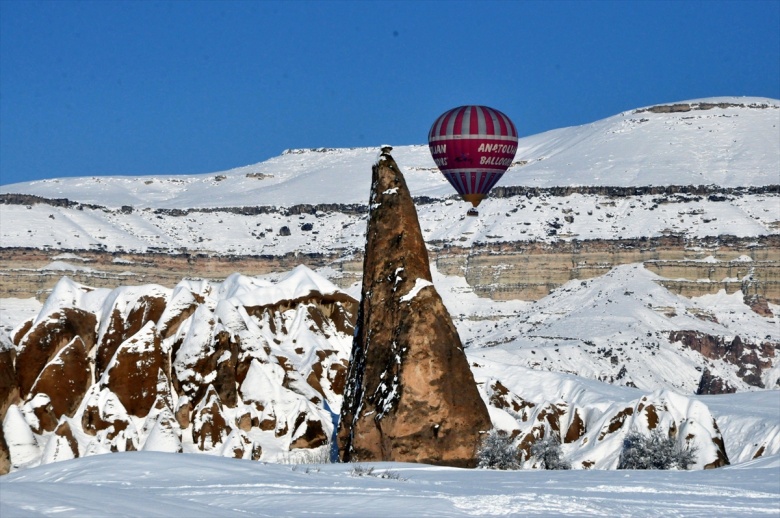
xmin=466 ymin=208 xmax=479 ymax=217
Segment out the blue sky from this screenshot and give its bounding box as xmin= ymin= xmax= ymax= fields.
xmin=1 ymin=0 xmax=778 ymax=186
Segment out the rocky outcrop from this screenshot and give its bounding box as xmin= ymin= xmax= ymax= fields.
xmin=28 ymin=337 xmax=90 ymax=418
xmin=338 ymin=151 xmax=491 ymax=467
xmin=669 ymin=330 xmax=776 ymax=388
xmin=482 ymin=379 xmax=730 ymax=470
xmin=696 ymin=368 xmax=736 ymax=395
xmin=0 ymin=349 xmax=18 ymax=425
xmin=101 ymin=322 xmax=166 ymax=418
xmin=2 ymin=268 xmax=357 ymax=472
xmin=15 ymin=308 xmax=97 ymax=397
xmin=635 ymin=101 xmax=777 ymax=113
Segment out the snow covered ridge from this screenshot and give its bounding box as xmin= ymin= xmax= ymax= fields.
xmin=2 ymin=264 xmax=779 ymax=474
xmin=456 ymin=263 xmax=780 ymax=395
xmin=2 ymin=96 xmax=778 ymax=208
xmin=2 ymin=266 xmax=357 ymax=473
xmin=1 ymin=188 xmax=777 ymax=255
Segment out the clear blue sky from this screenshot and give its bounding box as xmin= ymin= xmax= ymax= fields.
xmin=1 ymin=0 xmax=778 ymax=186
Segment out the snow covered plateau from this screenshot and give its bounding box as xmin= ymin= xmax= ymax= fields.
xmin=0 ymin=97 xmax=779 ymax=516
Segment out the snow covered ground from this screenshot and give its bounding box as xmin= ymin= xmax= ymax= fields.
xmin=1 ymin=97 xmax=778 ymax=255
xmin=3 ymin=97 xmax=778 ymax=208
xmin=1 ymin=452 xmax=778 ymax=517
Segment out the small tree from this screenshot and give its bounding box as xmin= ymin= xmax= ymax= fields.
xmin=477 ymin=430 xmax=521 ymax=470
xmin=618 ymin=430 xmax=698 ymax=470
xmin=530 ymin=435 xmax=571 ymax=470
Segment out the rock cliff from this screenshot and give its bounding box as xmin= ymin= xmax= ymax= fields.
xmin=0 ymin=268 xmax=357 ymax=474
xmin=338 ymin=150 xmax=491 ymax=467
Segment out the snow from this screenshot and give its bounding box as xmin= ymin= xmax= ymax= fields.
xmin=0 ymin=97 xmax=779 ymax=511
xmin=399 ymin=278 xmax=433 ymax=302
xmin=429 ymin=262 xmax=780 ymax=394
xmin=0 ymin=98 xmax=777 ymax=256
xmin=0 ymin=298 xmax=41 ymax=351
xmin=3 ymin=98 xmax=777 ymax=209
xmin=0 ymin=452 xmax=778 ymax=517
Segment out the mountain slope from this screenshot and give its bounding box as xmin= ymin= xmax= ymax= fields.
xmin=2 ymin=97 xmax=778 ymax=208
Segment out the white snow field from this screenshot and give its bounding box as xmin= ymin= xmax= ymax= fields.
xmin=1 ymin=97 xmax=778 ymax=255
xmin=3 ymin=97 xmax=778 ymax=208
xmin=1 ymin=452 xmax=778 ymax=517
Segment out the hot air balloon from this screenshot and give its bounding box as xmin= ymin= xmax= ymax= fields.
xmin=428 ymin=105 xmax=518 ymax=216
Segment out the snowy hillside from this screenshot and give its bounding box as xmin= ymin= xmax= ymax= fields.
xmin=448 ymin=263 xmax=780 ymax=393
xmin=1 ymin=98 xmax=778 ymax=490
xmin=1 ymin=98 xmax=777 ymax=256
xmin=2 ymin=97 xmax=778 ymax=208
xmin=3 ymin=266 xmax=778 ymax=475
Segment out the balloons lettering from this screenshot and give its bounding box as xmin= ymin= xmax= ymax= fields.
xmin=428 ymin=106 xmax=518 ymax=213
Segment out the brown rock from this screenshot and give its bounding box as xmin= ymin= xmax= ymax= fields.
xmin=16 ymin=307 xmax=97 ymax=397
xmin=191 ymin=385 xmax=229 ymax=450
xmin=0 ymin=420 xmax=10 ymax=475
xmin=29 ymin=336 xmax=91 ymax=418
xmin=745 ymin=295 xmax=773 ymax=317
xmin=27 ymin=394 xmax=59 ymax=433
xmin=236 ymin=410 xmax=252 ymax=432
xmin=53 ymin=420 xmax=80 ymax=459
xmin=80 ymin=388 xmax=134 ymax=441
xmin=251 ymin=442 xmax=263 ymax=461
xmin=338 ymin=152 xmax=491 ymax=467
xmin=564 ymin=410 xmax=586 ymax=443
xmin=486 ymin=379 xmax=535 ymax=422
xmin=171 ymin=306 xmax=240 ymax=409
xmin=96 ymin=293 xmax=167 ymax=379
xmin=102 ymin=322 xmax=165 ymax=418
xmin=0 ymin=348 xmax=19 ymax=423
xmin=289 ymin=411 xmax=328 ymax=450
xmin=670 ymin=330 xmax=776 ymax=388
xmin=175 ymin=397 xmax=192 ymax=429
xmin=696 ymin=368 xmax=737 ymax=395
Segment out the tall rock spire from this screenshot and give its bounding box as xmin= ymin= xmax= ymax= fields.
xmin=337 ymin=148 xmax=491 ymax=467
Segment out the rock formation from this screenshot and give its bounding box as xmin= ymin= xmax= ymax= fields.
xmin=338 ymin=149 xmax=491 ymax=467
xmin=0 ymin=267 xmax=357 ymax=473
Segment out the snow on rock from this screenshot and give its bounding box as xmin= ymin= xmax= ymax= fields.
xmin=476 ymin=367 xmax=729 ymax=470
xmin=399 ymin=278 xmax=434 ymax=303
xmin=3 ymin=406 xmax=39 ymax=469
xmin=141 ymin=407 xmax=182 ymax=453
xmin=457 ymin=263 xmax=779 ymax=394
xmin=0 ymin=269 xmax=357 ymax=472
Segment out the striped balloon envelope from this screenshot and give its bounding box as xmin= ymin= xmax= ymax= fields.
xmin=428 ymin=105 xmax=518 ymax=213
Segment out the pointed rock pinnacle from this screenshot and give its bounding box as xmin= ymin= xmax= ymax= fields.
xmin=337 ymin=151 xmax=491 ymax=467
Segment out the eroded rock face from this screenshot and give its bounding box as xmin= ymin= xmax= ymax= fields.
xmin=102 ymin=322 xmax=165 ymax=419
xmin=696 ymin=368 xmax=737 ymax=395
xmin=192 ymin=385 xmax=228 ymax=451
xmin=96 ymin=292 xmax=167 ymax=379
xmin=669 ymin=330 xmax=776 ymax=388
xmin=0 ymin=349 xmax=18 ymax=424
xmin=0 ymin=268 xmax=354 ymax=472
xmin=29 ymin=337 xmax=91 ymax=418
xmin=484 ymin=379 xmax=730 ymax=470
xmin=15 ymin=308 xmax=97 ymax=397
xmin=338 ymin=152 xmax=491 ymax=467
